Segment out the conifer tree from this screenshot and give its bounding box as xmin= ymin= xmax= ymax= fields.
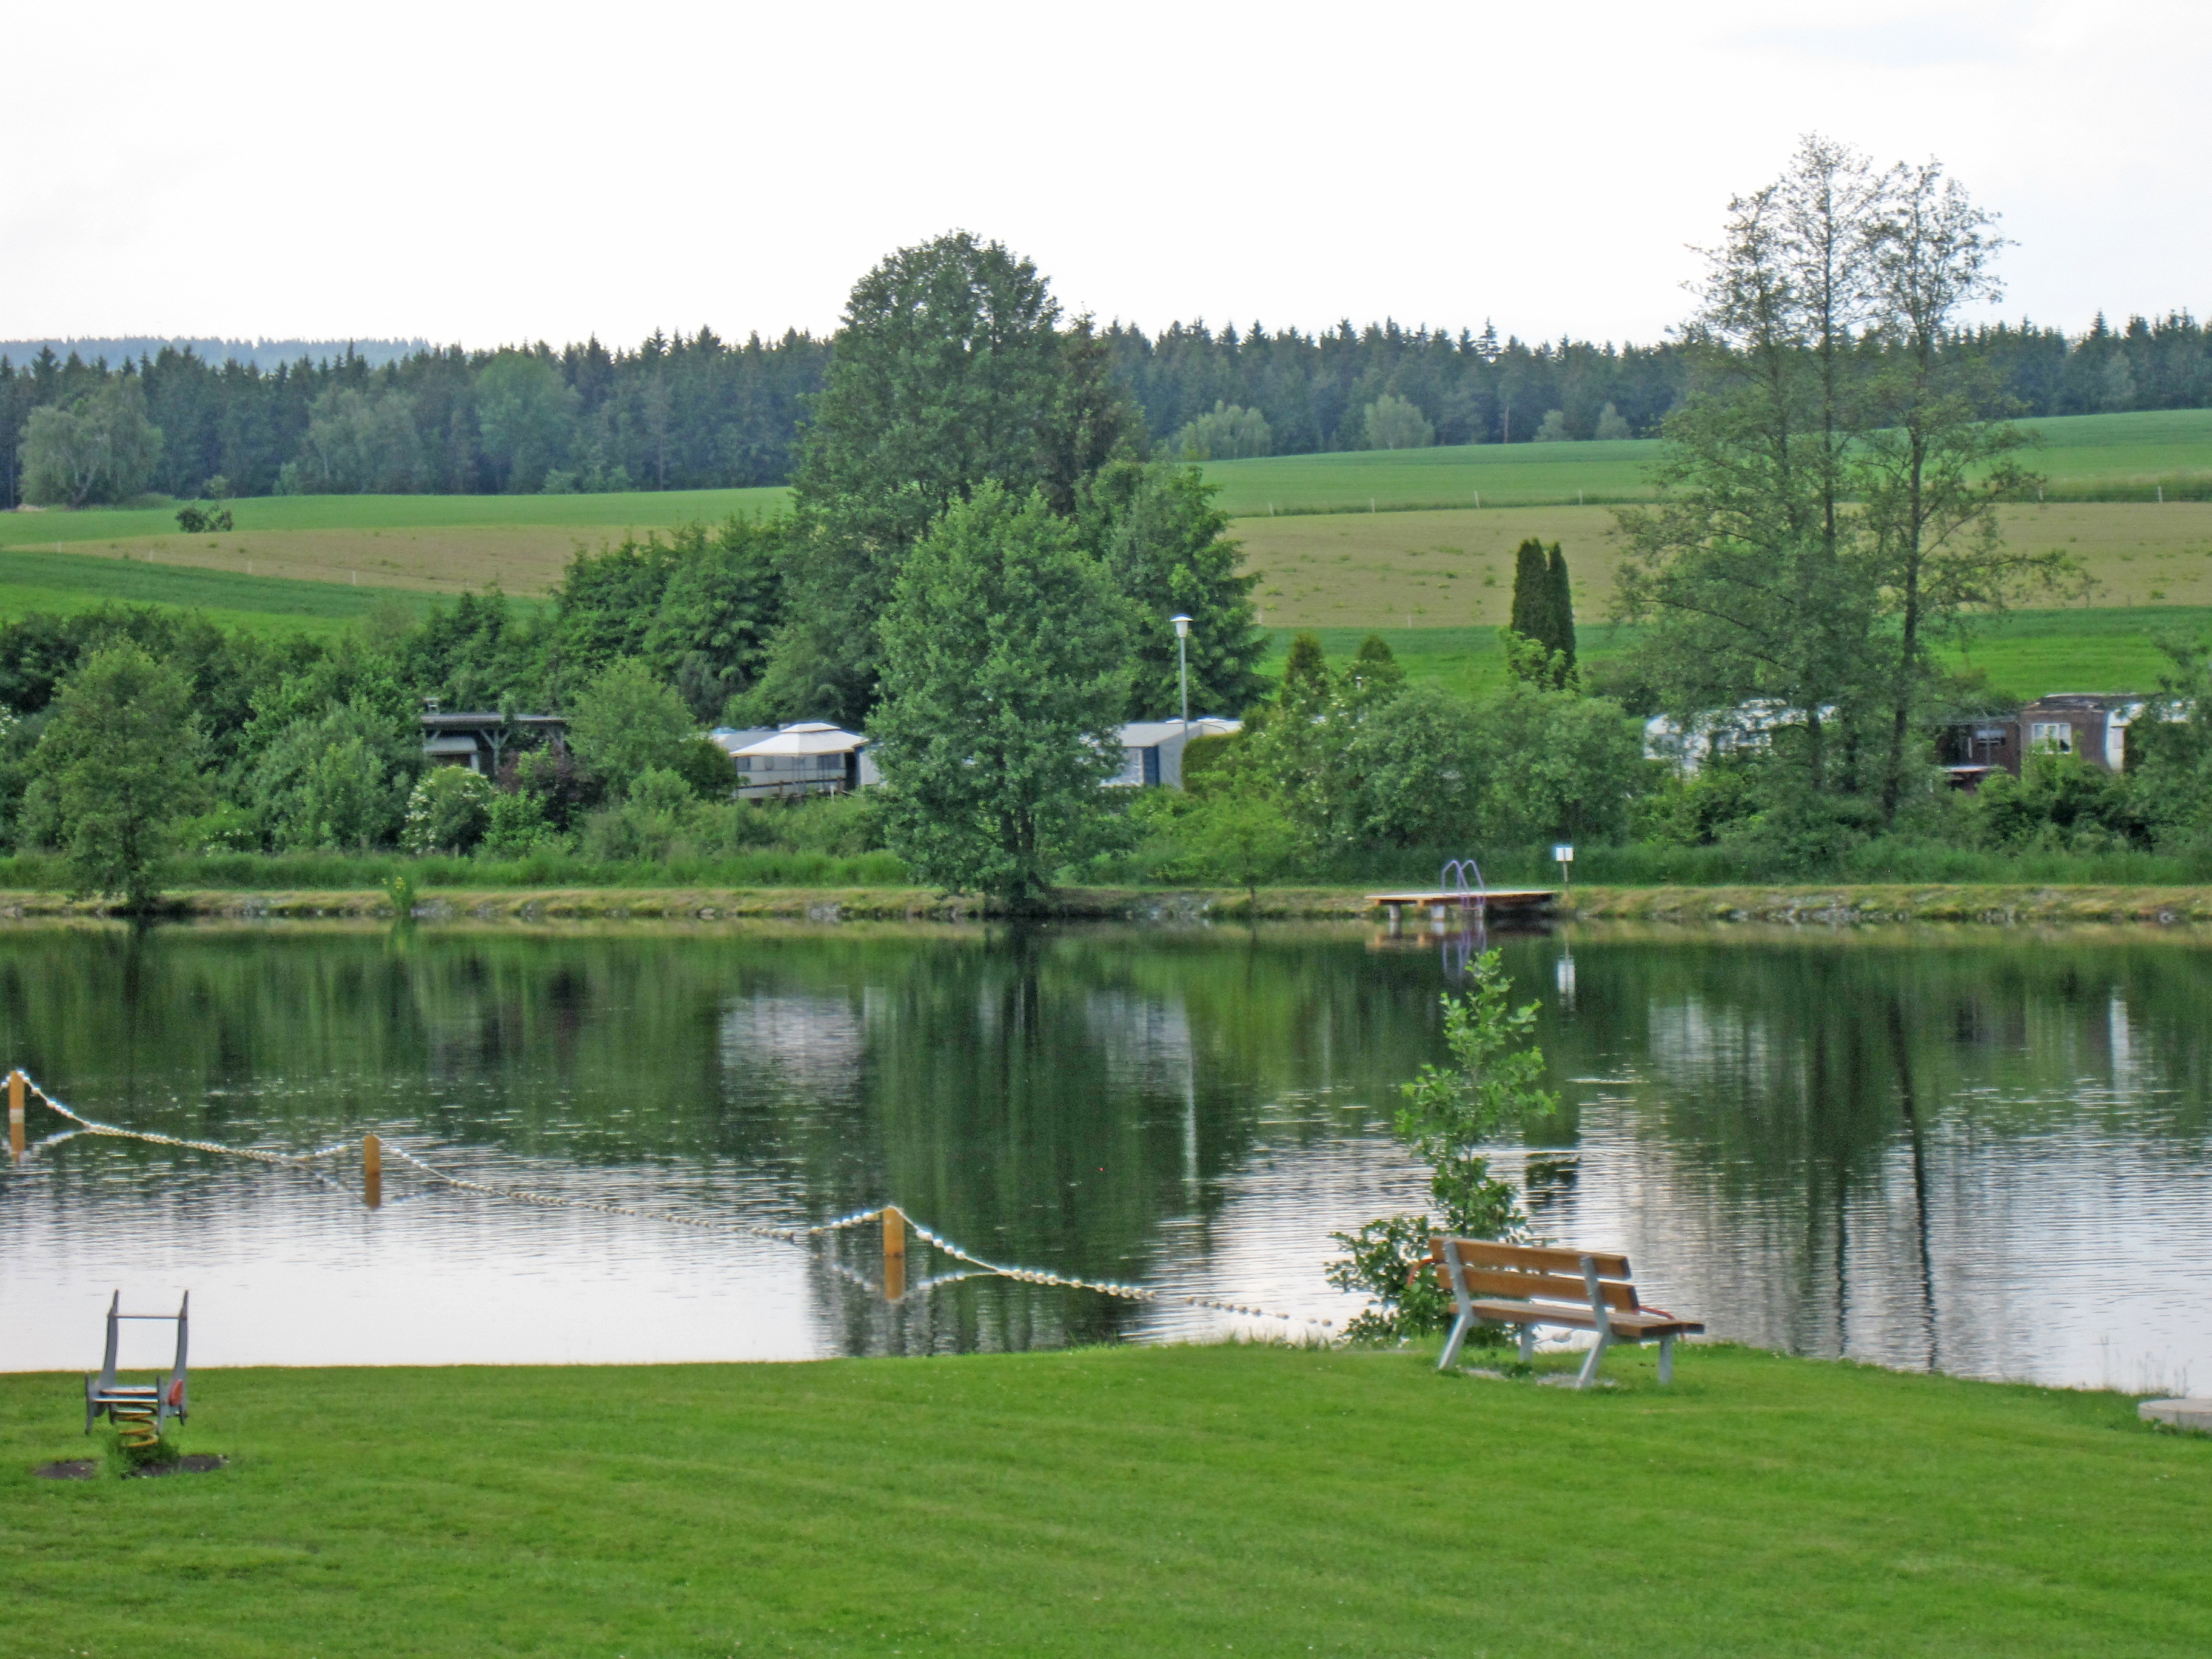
xmin=1345 ymin=634 xmax=1406 ymax=707
xmin=1544 ymin=541 xmax=1577 ymax=679
xmin=1508 ymin=539 xmax=1550 ymax=642
xmin=1279 ymin=632 xmax=1332 ymax=716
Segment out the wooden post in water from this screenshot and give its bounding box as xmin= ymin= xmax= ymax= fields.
xmin=7 ymin=1068 xmax=23 ymax=1161
xmin=882 ymin=1204 xmax=906 ymax=1302
xmin=363 ymin=1133 xmax=382 ymax=1209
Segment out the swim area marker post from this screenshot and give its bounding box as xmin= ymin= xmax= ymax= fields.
xmin=882 ymin=1204 xmax=907 ymax=1302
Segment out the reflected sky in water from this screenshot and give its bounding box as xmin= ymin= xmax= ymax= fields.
xmin=2 ymin=919 xmax=2207 ymax=1391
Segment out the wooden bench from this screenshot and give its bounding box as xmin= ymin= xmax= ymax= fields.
xmin=1426 ymin=1238 xmax=1702 ymax=1388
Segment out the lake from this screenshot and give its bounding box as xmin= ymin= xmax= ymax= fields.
xmin=2 ymin=917 xmax=2207 ymax=1392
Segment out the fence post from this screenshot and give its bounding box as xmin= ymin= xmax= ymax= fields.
xmin=363 ymin=1133 xmax=382 ymax=1209
xmin=7 ymin=1068 xmax=22 ymax=1161
xmin=882 ymin=1204 xmax=906 ymax=1302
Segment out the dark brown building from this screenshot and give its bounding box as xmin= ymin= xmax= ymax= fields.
xmin=1941 ymin=692 xmax=2150 ymax=789
xmin=2009 ymin=694 xmax=2146 ymax=775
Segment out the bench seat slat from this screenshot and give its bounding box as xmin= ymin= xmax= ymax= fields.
xmin=1463 ymin=1298 xmax=1703 ymax=1337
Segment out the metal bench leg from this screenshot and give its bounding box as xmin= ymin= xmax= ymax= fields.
xmin=1518 ymin=1325 xmax=1536 ymax=1367
xmin=1438 ymin=1311 xmax=1475 ymax=1372
xmin=1658 ymin=1333 xmax=1675 ymax=1384
xmin=1575 ymin=1329 xmax=1610 ymax=1389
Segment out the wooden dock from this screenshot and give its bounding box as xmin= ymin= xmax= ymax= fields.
xmin=1367 ymin=889 xmax=1557 ymax=918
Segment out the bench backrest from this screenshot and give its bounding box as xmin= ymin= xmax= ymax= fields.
xmin=1428 ymin=1237 xmax=1641 ymax=1312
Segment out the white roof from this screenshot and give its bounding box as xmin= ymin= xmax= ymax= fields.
xmin=1118 ymin=717 xmax=1242 ymax=748
xmin=729 ymin=722 xmax=868 ymax=759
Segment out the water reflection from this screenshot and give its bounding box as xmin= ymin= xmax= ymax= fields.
xmin=1 ymin=920 xmax=2208 ymax=1390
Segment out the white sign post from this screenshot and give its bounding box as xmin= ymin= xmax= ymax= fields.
xmin=1552 ymin=842 xmax=1574 ymax=894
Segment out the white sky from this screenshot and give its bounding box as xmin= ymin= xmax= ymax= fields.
xmin=4 ymin=0 xmax=2203 ymax=352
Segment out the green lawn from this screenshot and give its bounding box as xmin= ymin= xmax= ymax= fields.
xmin=1205 ymin=408 xmax=2212 ymax=515
xmin=2 ymin=1342 xmax=2202 ymax=1656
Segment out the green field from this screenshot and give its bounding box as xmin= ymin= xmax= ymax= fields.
xmin=1266 ymin=605 xmax=2212 ymax=702
xmin=3 ymin=1342 xmax=2202 ymax=1657
xmin=1 ymin=411 xmax=2207 ymax=690
xmin=0 ymin=548 xmax=461 ymax=634
xmin=0 ymin=484 xmax=791 ymax=551
xmin=1204 ymin=408 xmax=2212 ymax=516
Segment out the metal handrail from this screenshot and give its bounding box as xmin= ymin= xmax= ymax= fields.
xmin=1439 ymin=857 xmax=1487 ymax=909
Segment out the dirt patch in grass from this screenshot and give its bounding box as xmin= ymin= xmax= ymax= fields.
xmin=123 ymin=1454 xmax=229 ymax=1478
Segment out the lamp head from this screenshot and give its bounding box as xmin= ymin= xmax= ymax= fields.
xmin=1171 ymin=614 xmax=1192 ymax=639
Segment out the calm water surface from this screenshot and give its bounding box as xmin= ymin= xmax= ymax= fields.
xmin=2 ymin=918 xmax=2207 ymax=1391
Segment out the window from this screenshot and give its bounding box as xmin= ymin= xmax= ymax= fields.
xmin=2029 ymin=722 xmax=2073 ymax=754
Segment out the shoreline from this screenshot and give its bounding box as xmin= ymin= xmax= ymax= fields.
xmin=2 ymin=880 xmax=2211 ymax=925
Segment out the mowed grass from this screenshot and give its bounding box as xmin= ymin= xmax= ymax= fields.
xmin=1204 ymin=408 xmax=2212 ymax=516
xmin=2 ymin=1343 xmax=2203 ymax=1658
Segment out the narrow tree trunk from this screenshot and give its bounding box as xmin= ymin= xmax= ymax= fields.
xmin=1881 ymin=410 xmax=1932 ymax=823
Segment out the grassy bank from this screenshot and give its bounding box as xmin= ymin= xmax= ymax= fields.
xmin=4 ymin=1343 xmax=2204 ymax=1657
xmin=10 ymin=881 xmax=2212 ymax=927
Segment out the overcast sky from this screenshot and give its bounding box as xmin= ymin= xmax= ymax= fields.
xmin=4 ymin=0 xmax=2202 ymax=352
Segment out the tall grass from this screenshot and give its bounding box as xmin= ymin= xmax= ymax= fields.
xmin=0 ymin=848 xmax=912 ymax=893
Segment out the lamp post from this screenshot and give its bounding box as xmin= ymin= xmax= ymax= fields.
xmin=1171 ymin=614 xmax=1192 ymax=727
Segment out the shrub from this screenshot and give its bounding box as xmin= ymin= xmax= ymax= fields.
xmin=480 ymin=791 xmax=566 ymax=858
xmin=403 ymin=768 xmax=496 ymax=856
xmin=1327 ymin=952 xmax=1552 ymax=1344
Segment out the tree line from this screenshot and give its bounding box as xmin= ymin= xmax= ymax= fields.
xmin=7 ymin=303 xmax=2209 ymax=506
xmin=10 ymin=175 xmax=2212 ymax=908
xmin=1111 ymin=309 xmax=2212 ymax=458
xmin=1 ymin=329 xmax=832 ymax=506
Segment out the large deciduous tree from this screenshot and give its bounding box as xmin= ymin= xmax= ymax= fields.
xmin=566 ymin=657 xmax=699 ymax=803
xmin=19 ymin=379 xmax=164 ymax=507
xmin=762 ymin=232 xmax=1139 ymax=724
xmin=26 ymin=643 xmax=199 ymax=905
xmin=1855 ymin=159 xmax=2076 ymax=820
xmin=1083 ymin=460 xmax=1268 ymax=720
xmin=1620 ymin=135 xmax=2069 ymax=820
xmin=1614 ymin=135 xmax=1883 ymax=796
xmin=870 ymin=485 xmax=1133 ymax=904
